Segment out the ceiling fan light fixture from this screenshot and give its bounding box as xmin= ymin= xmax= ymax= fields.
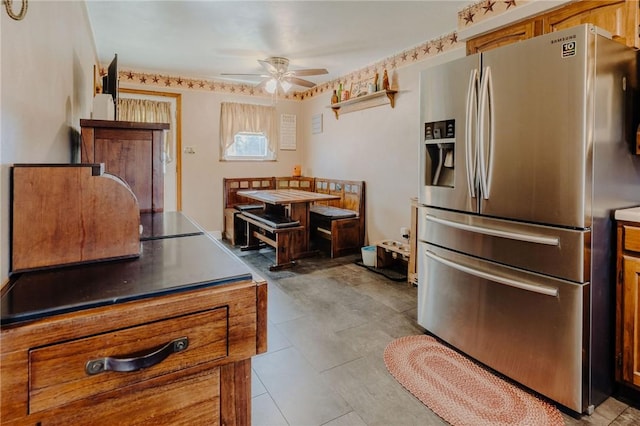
xmin=222 ymin=57 xmax=328 ymax=94
xmin=265 ymin=78 xmax=278 ymax=94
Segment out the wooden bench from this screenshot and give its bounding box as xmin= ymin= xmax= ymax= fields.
xmin=223 ymin=177 xmax=275 ymax=245
xmin=311 ymin=178 xmax=366 ymax=258
xmin=239 ymin=209 xmax=304 ymax=270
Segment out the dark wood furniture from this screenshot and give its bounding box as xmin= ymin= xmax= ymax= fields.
xmin=466 ymin=0 xmax=639 ymax=53
xmin=615 ymin=212 xmax=640 ymax=392
xmin=80 ymin=119 xmax=169 ymax=213
xmin=1 ymin=219 xmax=267 ymax=425
xmin=239 ymin=213 xmax=304 ymax=270
xmin=237 ymin=189 xmax=340 ymax=270
xmin=223 ymin=177 xmax=275 ymax=245
xmin=222 ymin=176 xmax=367 ymax=260
xmin=311 ymin=178 xmax=366 ymax=258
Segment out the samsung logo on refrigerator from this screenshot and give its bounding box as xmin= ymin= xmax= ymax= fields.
xmin=550 ymin=34 xmax=576 ymax=44
xmin=550 ymin=34 xmax=577 ymax=58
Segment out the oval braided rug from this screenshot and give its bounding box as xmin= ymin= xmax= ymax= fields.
xmin=384 ymin=335 xmax=565 ymax=426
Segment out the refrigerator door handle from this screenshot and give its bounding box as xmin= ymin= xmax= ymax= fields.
xmin=465 ymin=68 xmax=478 ymax=199
xmin=425 ymin=250 xmax=559 ymax=297
xmin=425 ymin=214 xmax=560 ymax=246
xmin=478 ymin=66 xmax=494 ymax=200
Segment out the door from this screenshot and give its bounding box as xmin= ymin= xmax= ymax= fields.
xmin=477 ymin=25 xmax=592 ymax=228
xmin=622 ymin=255 xmax=640 ymax=388
xmin=419 ymin=54 xmax=480 ymax=213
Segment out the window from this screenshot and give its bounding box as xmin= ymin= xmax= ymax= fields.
xmin=228 ymin=132 xmax=268 ymax=159
xmin=220 ymin=102 xmax=277 ymax=161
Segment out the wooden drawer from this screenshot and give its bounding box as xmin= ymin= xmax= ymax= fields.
xmin=28 ymin=368 xmax=221 ymax=426
xmin=29 ymin=307 xmax=228 ymax=413
xmin=624 ymin=225 xmax=640 ymax=253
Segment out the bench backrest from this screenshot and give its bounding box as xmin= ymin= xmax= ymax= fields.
xmin=223 ymin=177 xmax=275 ymax=209
xmin=275 ymin=176 xmax=315 ymax=192
xmin=313 ymin=178 xmax=365 ymax=216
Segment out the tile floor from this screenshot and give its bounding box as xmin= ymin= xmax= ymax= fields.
xmin=225 ymin=244 xmax=640 ymax=426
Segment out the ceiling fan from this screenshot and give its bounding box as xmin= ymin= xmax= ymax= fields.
xmin=221 ymin=57 xmax=328 ymax=94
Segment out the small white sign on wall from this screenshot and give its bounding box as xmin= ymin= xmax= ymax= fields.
xmin=311 ymin=113 xmax=323 ymax=134
xmin=280 ymin=114 xmax=297 ymax=150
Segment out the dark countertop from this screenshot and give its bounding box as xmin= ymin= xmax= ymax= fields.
xmin=140 ymin=211 xmax=204 ymax=240
xmin=1 ymin=232 xmax=253 ymax=325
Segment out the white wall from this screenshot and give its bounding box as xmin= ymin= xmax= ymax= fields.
xmin=302 ymin=49 xmax=465 ymax=245
xmin=1 ymin=2 xmax=97 ymax=284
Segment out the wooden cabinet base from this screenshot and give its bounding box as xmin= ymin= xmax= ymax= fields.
xmin=4 ymin=367 xmax=221 ymax=426
xmin=1 ymin=280 xmax=267 ymax=425
xmin=616 ymin=223 xmax=640 ymax=392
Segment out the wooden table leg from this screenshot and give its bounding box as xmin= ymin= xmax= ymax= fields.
xmin=270 ymin=231 xmax=295 ymax=271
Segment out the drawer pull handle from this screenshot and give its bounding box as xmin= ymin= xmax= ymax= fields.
xmin=85 ymin=336 xmax=189 ymax=376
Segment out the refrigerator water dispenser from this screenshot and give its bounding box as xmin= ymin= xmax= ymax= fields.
xmin=424 ymin=119 xmax=455 ymax=187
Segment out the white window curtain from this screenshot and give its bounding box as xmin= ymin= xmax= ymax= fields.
xmin=219 ymin=102 xmax=277 ymax=160
xmin=118 ymin=98 xmax=174 ymax=163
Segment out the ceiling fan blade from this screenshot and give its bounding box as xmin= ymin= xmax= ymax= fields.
xmin=284 ymin=76 xmax=317 ymax=88
xmin=220 ymin=73 xmax=269 ymax=77
xmin=255 ymin=79 xmax=268 ymax=90
xmin=258 ymin=60 xmax=278 ymax=74
xmin=288 ymin=68 xmax=328 ymax=77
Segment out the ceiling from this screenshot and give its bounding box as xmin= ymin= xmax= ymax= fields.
xmin=85 ymin=1 xmax=475 ymax=88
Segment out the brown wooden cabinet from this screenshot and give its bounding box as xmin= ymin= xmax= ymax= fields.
xmin=616 ymin=221 xmax=640 ymax=391
xmin=467 ymin=0 xmax=639 ymax=54
xmin=467 ymin=20 xmax=541 ymax=54
xmin=80 ymin=119 xmax=169 ymax=213
xmin=543 ymin=0 xmax=639 ymax=49
xmin=1 ymin=278 xmax=267 ymax=425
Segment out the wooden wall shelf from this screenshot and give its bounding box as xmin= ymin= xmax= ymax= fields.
xmin=330 ymin=89 xmax=397 ymax=119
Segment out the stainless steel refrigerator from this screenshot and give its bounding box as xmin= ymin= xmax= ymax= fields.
xmin=417 ymin=24 xmax=639 ymax=414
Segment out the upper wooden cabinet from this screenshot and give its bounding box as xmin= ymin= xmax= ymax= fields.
xmin=543 ymin=0 xmax=638 ymax=48
xmin=467 ymin=0 xmax=639 ymax=54
xmin=81 ymin=119 xmax=169 ymax=213
xmin=467 ymin=20 xmax=541 ymax=54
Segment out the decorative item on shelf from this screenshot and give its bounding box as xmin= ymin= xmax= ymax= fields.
xmin=373 ymin=72 xmax=379 ymax=92
xmin=292 ymin=165 xmax=301 ymax=177
xmin=331 ymin=90 xmax=339 ymax=104
xmin=383 ymin=69 xmax=390 ymax=90
xmin=338 ymin=83 xmax=343 ymax=102
xmin=341 ymin=89 xmax=350 ymax=101
xmin=350 ymin=81 xmax=362 ymax=97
